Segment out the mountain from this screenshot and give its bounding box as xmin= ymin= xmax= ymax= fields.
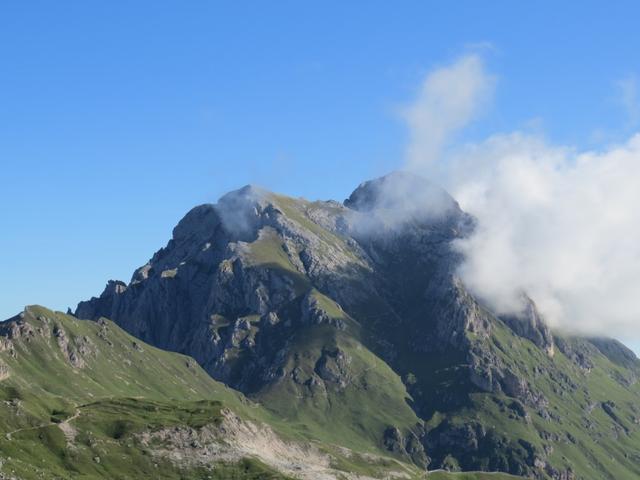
xmin=74 ymin=172 xmax=640 ymax=479
xmin=7 ymin=171 xmax=639 ymax=479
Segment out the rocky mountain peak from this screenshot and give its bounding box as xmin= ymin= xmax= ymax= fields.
xmin=217 ymin=184 xmax=271 ymax=217
xmin=345 ymin=171 xmax=461 ymax=217
xmin=171 ymin=204 xmax=219 ymax=243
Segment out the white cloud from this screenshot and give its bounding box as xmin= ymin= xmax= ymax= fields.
xmin=448 ymin=133 xmax=640 ymax=338
xmin=404 ymin=54 xmax=495 ymax=170
xmin=402 ymin=56 xmax=640 ymax=339
xmin=616 ymin=75 xmax=640 ymax=127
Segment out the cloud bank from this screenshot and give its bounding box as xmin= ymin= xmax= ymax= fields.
xmin=404 ymin=55 xmax=640 ymax=338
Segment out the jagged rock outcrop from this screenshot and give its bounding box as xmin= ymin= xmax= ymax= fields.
xmin=383 ymin=426 xmax=430 ymax=470
xmin=0 ymin=309 xmax=95 ymax=369
xmin=501 ymin=296 xmax=555 ymax=357
xmin=314 ymin=347 xmax=351 ymax=388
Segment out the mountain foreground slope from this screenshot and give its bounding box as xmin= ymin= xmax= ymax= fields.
xmin=0 ymin=305 xmax=430 ymax=480
xmin=3 ymin=172 xmax=640 ymax=479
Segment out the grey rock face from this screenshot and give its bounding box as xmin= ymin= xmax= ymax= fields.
xmin=314 ymin=347 xmax=351 ymax=387
xmin=383 ymin=426 xmax=430 ymax=470
xmin=501 ymin=296 xmax=555 ymax=357
xmin=300 ymin=291 xmax=346 ymax=330
xmin=554 ymin=336 xmax=599 ymax=371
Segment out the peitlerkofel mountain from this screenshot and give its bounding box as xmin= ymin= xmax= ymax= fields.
xmin=2 ymin=172 xmax=639 ymax=479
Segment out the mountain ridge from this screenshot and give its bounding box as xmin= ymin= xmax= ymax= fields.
xmin=69 ymin=172 xmax=640 ymax=479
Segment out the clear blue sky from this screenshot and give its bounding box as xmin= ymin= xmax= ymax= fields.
xmin=2 ymin=2 xmax=640 ymax=353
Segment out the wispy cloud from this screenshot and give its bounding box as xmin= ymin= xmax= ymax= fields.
xmin=616 ymin=75 xmax=640 ymax=127
xmin=403 ymin=54 xmax=495 ymax=171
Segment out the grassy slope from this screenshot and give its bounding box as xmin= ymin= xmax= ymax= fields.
xmin=256 ymin=321 xmax=420 ymax=453
xmin=442 ymin=321 xmax=640 ymax=479
xmin=2 ymin=305 xmax=242 ymax=399
xmin=0 ymin=306 xmax=290 ymax=479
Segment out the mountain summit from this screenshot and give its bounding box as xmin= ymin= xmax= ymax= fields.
xmin=74 ymin=173 xmax=640 ymax=479
xmin=345 ymin=171 xmax=461 ymax=219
